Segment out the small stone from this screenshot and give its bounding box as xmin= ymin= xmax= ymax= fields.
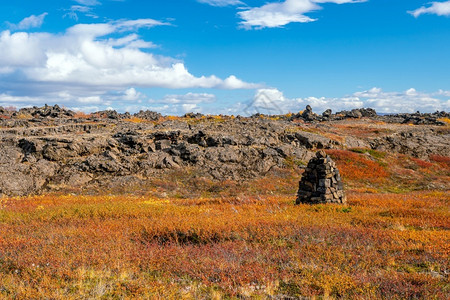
xmin=317 ymin=186 xmax=327 ymax=193
xmin=316 ymin=150 xmax=327 ymax=158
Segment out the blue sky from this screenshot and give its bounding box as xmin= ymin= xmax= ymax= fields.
xmin=0 ymin=0 xmax=449 ymax=114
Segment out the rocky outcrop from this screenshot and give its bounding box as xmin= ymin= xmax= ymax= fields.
xmin=0 ymin=104 xmax=448 ymax=196
xmin=18 ymin=104 xmax=75 ymax=119
xmin=289 ymin=107 xmax=377 ymax=122
xmin=296 ymin=150 xmax=346 ymax=204
xmin=370 ymin=128 xmax=450 ymax=158
xmin=288 ymin=106 xmax=448 ymax=126
xmin=336 ymin=108 xmax=377 ymax=119
xmin=134 ymin=110 xmax=162 ymax=121
xmin=381 ymin=111 xmax=449 ymax=126
xmin=1 ymin=116 xmax=343 ymax=196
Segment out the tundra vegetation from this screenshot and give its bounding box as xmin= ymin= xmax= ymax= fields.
xmin=0 ymin=105 xmax=449 ymax=299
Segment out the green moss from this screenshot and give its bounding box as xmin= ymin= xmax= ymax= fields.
xmin=284 ymin=156 xmax=306 ymax=169
xmin=350 ymin=148 xmax=386 ymax=159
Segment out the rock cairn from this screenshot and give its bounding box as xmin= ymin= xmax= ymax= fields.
xmin=296 ymin=150 xmax=346 ymax=204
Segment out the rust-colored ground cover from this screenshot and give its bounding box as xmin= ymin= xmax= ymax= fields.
xmin=0 ymin=190 xmax=448 ymax=299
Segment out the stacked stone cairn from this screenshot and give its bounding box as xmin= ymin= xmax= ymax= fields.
xmin=296 ymin=150 xmax=346 ymax=204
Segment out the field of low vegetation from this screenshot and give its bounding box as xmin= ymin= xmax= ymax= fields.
xmin=1 ymin=147 xmax=449 ymax=299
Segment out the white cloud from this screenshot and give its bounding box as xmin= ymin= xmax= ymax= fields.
xmin=106 ymin=34 xmax=157 ymax=49
xmin=77 ymin=96 xmax=104 ymax=104
xmin=153 ymin=92 xmax=216 ymax=104
xmin=123 ymin=88 xmax=143 ymax=101
xmin=116 ymin=92 xmax=217 ymax=115
xmin=359 ymin=88 xmax=449 ymax=113
xmin=221 ymin=75 xmax=259 ymax=89
xmin=64 ymin=0 xmax=102 ymax=20
xmin=409 ymin=1 xmax=450 ymax=17
xmin=143 ymin=92 xmax=216 ymax=114
xmin=198 ymin=0 xmax=244 ymax=7
xmin=71 ymin=5 xmax=93 ymax=13
xmin=0 ymin=19 xmax=257 ymax=111
xmin=74 ymin=0 xmax=101 ymax=6
xmin=243 ymin=87 xmax=450 ymax=115
xmin=9 ymin=13 xmax=48 ymax=30
xmin=436 ymin=89 xmax=450 ymax=97
xmin=2 ymin=87 xmax=449 ymax=115
xmin=238 ymin=0 xmax=366 ymax=29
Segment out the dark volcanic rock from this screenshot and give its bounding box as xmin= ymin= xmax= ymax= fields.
xmin=322 ymin=109 xmax=332 ymax=121
xmin=336 ymin=108 xmax=377 ymax=119
xmin=301 ymin=105 xmax=318 ymax=121
xmin=184 ymin=112 xmax=204 ymax=119
xmin=134 ymin=110 xmax=162 ymax=121
xmin=381 ymin=111 xmax=449 ymax=126
xmin=370 ymin=128 xmax=450 ymax=158
xmin=290 ymin=107 xmax=378 ymax=122
xmin=16 ymin=104 xmax=75 ymax=119
xmin=95 ymin=110 xmax=121 ymax=120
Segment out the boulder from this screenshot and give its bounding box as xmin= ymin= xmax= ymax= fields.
xmin=301 ymin=105 xmax=318 ymax=121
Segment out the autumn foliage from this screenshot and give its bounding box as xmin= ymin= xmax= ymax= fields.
xmin=326 ymin=149 xmax=389 ymax=184
xmin=0 ymin=189 xmax=448 ymax=299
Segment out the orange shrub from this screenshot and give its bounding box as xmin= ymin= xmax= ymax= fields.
xmin=124 ymin=117 xmax=145 ymax=123
xmin=437 ymin=117 xmax=450 ymax=124
xmin=73 ymin=111 xmax=91 ymax=119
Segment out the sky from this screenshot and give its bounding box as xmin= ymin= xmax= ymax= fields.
xmin=0 ymin=0 xmax=449 ymax=115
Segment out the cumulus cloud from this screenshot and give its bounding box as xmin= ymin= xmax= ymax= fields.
xmin=243 ymin=87 xmax=450 ymax=115
xmin=409 ymin=1 xmax=450 ymax=17
xmin=238 ymin=0 xmax=366 ymax=29
xmin=0 ymin=19 xmax=257 ymax=111
xmin=8 ymin=13 xmax=48 ymax=30
xmin=197 ymin=0 xmax=244 ymax=7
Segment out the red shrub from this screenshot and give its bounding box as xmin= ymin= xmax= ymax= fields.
xmin=429 ymin=155 xmax=450 ymax=167
xmin=326 ymin=150 xmax=388 ymax=184
xmin=411 ymin=158 xmax=433 ymax=168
